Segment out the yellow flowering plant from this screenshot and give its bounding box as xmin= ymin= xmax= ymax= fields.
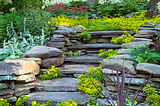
xmin=50 ymin=11 xmax=160 ymax=34
xmin=56 ymin=100 xmax=77 ymax=106
xmin=98 ymin=49 xmax=118 ymax=59
xmin=40 ymin=66 xmax=62 ymax=80
xmin=77 ymin=65 xmax=105 ymax=105
xmin=111 ymin=31 xmax=134 ymax=44
xmin=74 ymin=51 xmax=81 ymax=56
xmin=32 ymin=99 xmax=52 ymax=106
xmin=0 ymin=98 xmax=12 ymax=106
xmin=142 ymin=84 xmax=160 ymax=105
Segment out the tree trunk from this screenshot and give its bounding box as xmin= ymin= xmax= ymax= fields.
xmin=145 ymin=0 xmax=159 ymax=18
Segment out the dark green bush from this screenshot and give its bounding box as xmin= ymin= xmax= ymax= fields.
xmin=0 ymin=8 xmax=55 ymax=46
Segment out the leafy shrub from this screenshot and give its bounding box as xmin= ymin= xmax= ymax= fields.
xmin=0 ymin=0 xmax=44 ymax=14
xmin=98 ymin=49 xmax=118 ymax=59
xmin=68 ymin=0 xmax=87 ymax=8
xmin=0 ymin=21 xmax=47 ymax=61
xmin=111 ymin=31 xmax=133 ymax=44
xmin=79 ymin=31 xmax=91 ymax=41
xmin=40 ymin=66 xmax=62 ymax=80
xmin=94 ymin=0 xmax=149 ymax=17
xmin=0 ymin=8 xmax=55 ymax=46
xmin=56 ymin=100 xmax=77 ymax=106
xmin=128 ymin=45 xmax=160 ymax=64
xmin=142 ymin=84 xmax=160 ymax=105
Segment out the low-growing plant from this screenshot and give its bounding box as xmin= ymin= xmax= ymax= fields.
xmin=74 ymin=51 xmax=81 ymax=56
xmin=79 ymin=31 xmax=91 ymax=42
xmin=86 ymin=24 xmax=121 ymax=31
xmin=56 ymin=100 xmax=77 ymax=106
xmin=92 ymin=40 xmax=96 ymax=44
xmin=77 ymin=65 xmax=104 ymax=105
xmin=40 ymin=66 xmax=62 ymax=80
xmin=98 ymin=49 xmax=118 ymax=59
xmin=32 ymin=99 xmax=52 ymax=106
xmin=111 ymin=31 xmax=133 ymax=44
xmin=0 ymin=95 xmax=27 ymax=106
xmin=128 ymin=45 xmax=160 ymax=64
xmin=142 ymin=84 xmax=160 ymax=105
xmin=68 ymin=51 xmax=73 ymax=57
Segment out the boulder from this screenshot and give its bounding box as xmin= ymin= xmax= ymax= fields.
xmin=102 ymin=68 xmax=121 ymax=75
xmin=121 ymin=41 xmax=154 ymax=49
xmin=0 ymin=59 xmax=39 ymax=75
xmin=24 ymin=46 xmax=63 ymax=59
xmin=101 ymin=59 xmax=136 ymax=74
xmin=5 ymin=96 xmax=17 ymax=102
xmin=21 ymin=58 xmax=42 ymax=65
xmin=41 ymin=54 xmax=64 ymax=68
xmin=136 ymin=63 xmax=160 ymax=77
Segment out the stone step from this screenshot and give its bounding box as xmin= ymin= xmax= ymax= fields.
xmin=64 ymin=56 xmax=104 ymax=64
xmin=88 ymin=31 xmax=135 ymax=36
xmin=35 ymin=78 xmax=78 ymax=92
xmin=68 ymin=43 xmax=121 ymax=50
xmin=58 ymin=64 xmax=95 ymax=74
xmin=25 ymin=91 xmax=88 ymax=106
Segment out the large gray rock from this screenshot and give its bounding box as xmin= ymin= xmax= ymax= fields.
xmin=26 ymin=91 xmax=88 ymax=106
xmin=111 ymin=54 xmax=131 ymax=59
xmin=24 ymin=46 xmax=63 ymax=59
xmin=121 ymin=41 xmax=154 ymax=49
xmin=0 ymin=83 xmax=9 ymax=90
xmin=15 ymin=83 xmax=35 ymax=96
xmin=41 ymin=54 xmax=64 ymax=68
xmin=5 ymin=96 xmax=17 ymax=102
xmin=0 ymin=59 xmax=39 ymax=75
xmin=136 ymin=63 xmax=160 ymax=77
xmin=101 ymin=59 xmax=136 ymax=74
xmin=35 ymin=78 xmax=78 ymax=92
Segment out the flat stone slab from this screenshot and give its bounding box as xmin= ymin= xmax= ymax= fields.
xmin=138 ymin=30 xmax=158 ymax=35
xmin=65 ymin=56 xmax=104 ymax=64
xmin=68 ymin=43 xmax=121 ymax=50
xmin=134 ymin=34 xmax=154 ymax=39
xmin=88 ymin=31 xmax=134 ymax=36
xmin=26 ymin=91 xmax=88 ymax=106
xmin=132 ymin=38 xmax=153 ymax=42
xmin=136 ymin=63 xmax=160 ymax=77
xmin=58 ymin=64 xmax=95 ymax=74
xmin=35 ymin=78 xmax=79 ymax=92
xmin=0 ymin=89 xmax=14 ymax=95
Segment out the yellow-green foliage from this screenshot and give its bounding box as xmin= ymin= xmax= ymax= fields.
xmin=143 ymin=84 xmax=160 ymax=105
xmin=40 ymin=66 xmax=62 ymax=80
xmin=98 ymin=49 xmax=118 ymax=59
xmin=56 ymin=100 xmax=77 ymax=106
xmin=77 ymin=66 xmax=104 ymax=97
xmin=111 ymin=31 xmax=134 ymax=44
xmin=0 ymin=95 xmax=27 ymax=106
xmin=49 ymin=11 xmax=160 ymax=33
xmin=32 ymin=99 xmax=52 ymax=106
